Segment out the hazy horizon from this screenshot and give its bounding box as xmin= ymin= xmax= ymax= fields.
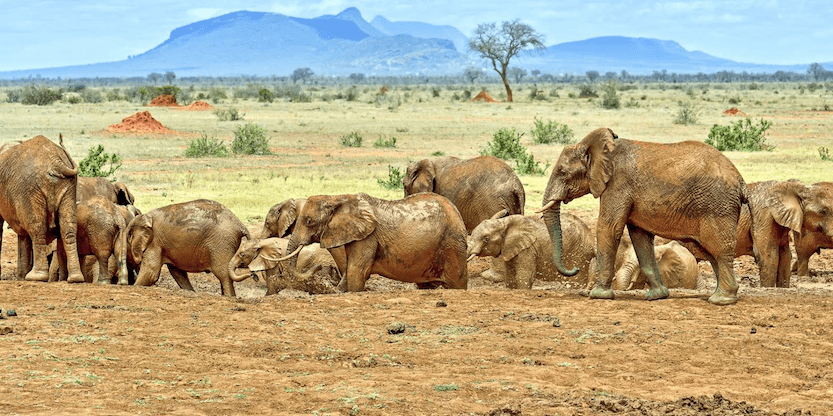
xmin=2 ymin=0 xmax=831 ymax=72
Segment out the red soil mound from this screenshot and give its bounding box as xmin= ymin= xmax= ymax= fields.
xmin=471 ymin=91 xmax=499 ymax=103
xmin=107 ymin=111 xmax=177 ymax=134
xmin=380 ymin=86 xmax=388 ymax=93
xmin=148 ymin=94 xmax=180 ymax=107
xmin=178 ymin=101 xmax=214 ymax=111
xmin=723 ymin=107 xmax=746 ymax=116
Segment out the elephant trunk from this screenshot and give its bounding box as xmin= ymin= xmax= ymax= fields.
xmin=228 ymin=255 xmax=255 ymax=283
xmin=114 ymin=228 xmax=129 ymax=285
xmin=541 ymin=201 xmax=580 ymax=277
xmin=283 ymin=236 xmax=305 ymax=282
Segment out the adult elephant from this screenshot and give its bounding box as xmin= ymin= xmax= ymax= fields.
xmin=229 ymin=237 xmax=341 ymax=295
xmin=0 ymin=135 xmax=84 ymax=282
xmin=403 ymin=155 xmax=525 ymax=232
xmin=467 ymin=213 xmax=594 ymax=289
xmin=613 ymin=238 xmax=701 ymax=291
xmin=792 ymin=185 xmax=833 ymax=276
xmin=49 ymin=196 xmax=140 ymax=284
xmin=278 ymin=193 xmax=468 ymax=291
xmin=77 ymin=177 xmax=135 ymax=205
xmin=539 ymin=127 xmax=750 ymax=305
xmin=125 ymin=199 xmax=251 ymax=297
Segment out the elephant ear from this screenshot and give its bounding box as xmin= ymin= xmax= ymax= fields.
xmin=404 ymin=159 xmax=436 ymax=194
xmin=321 ymin=196 xmax=377 ymax=249
xmin=114 ymin=182 xmax=135 ymax=205
xmin=498 ymin=217 xmax=537 ymax=262
xmin=129 ymin=215 xmax=153 ymax=264
xmin=249 ymin=238 xmax=287 ymax=272
xmin=581 ymin=128 xmax=617 ymax=198
xmin=276 ymin=199 xmax=302 ymax=238
xmin=769 ymin=181 xmax=805 ymax=232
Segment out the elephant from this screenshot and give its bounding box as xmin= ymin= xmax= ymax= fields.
xmin=125 ymin=199 xmax=252 ymax=297
xmin=77 ymin=177 xmax=135 ymax=205
xmin=0 ymin=135 xmax=84 ymax=283
xmin=783 ymin=182 xmax=833 ymax=277
xmin=279 ymin=192 xmax=468 ymax=291
xmin=613 ymin=236 xmax=701 ymax=291
xmin=229 ymin=237 xmax=341 ymax=295
xmin=539 ymin=127 xmax=750 ymax=305
xmin=403 ymin=155 xmax=525 ymax=232
xmin=467 ymin=213 xmax=595 ymax=289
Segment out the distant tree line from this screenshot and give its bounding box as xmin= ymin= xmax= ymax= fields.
xmin=1 ymin=63 xmax=830 ymax=88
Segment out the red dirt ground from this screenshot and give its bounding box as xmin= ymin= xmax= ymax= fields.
xmin=148 ymin=94 xmax=180 ymax=107
xmin=177 ymin=101 xmax=214 ymax=111
xmin=106 ymin=110 xmax=178 ymax=134
xmin=1 ymin=220 xmax=831 ymax=415
xmin=472 ymin=91 xmax=500 ymax=103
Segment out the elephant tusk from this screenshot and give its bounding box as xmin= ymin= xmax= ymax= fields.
xmin=535 ymin=200 xmax=556 ymax=214
xmin=275 ymin=245 xmax=303 ymax=262
xmin=466 ymin=254 xmax=476 ymax=262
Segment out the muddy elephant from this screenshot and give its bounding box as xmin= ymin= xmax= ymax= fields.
xmin=467 ymin=213 xmax=594 ymax=289
xmin=125 ymin=199 xmax=251 ymax=297
xmin=279 ymin=193 xmax=468 ymax=291
xmin=49 ymin=196 xmax=140 ymax=284
xmin=613 ymin=236 xmax=700 ymax=290
xmin=77 ymin=177 xmax=135 ymax=205
xmin=403 ymin=155 xmax=525 ymax=232
xmin=0 ymin=135 xmax=84 ymax=282
xmin=540 ymin=127 xmax=750 ymax=305
xmin=260 ymin=198 xmax=306 ymax=238
xmin=790 ymin=182 xmax=833 ymax=277
xmin=229 ymin=237 xmax=341 ymax=295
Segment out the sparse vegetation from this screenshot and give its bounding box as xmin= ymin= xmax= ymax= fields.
xmin=373 ymin=135 xmax=397 ymax=148
xmin=231 ymin=123 xmax=271 ymax=155
xmin=79 ymin=145 xmax=122 ymax=178
xmin=600 ymin=80 xmax=621 ymax=109
xmin=185 ymin=134 xmax=229 ymax=158
xmin=377 ymin=165 xmax=405 ymax=190
xmin=673 ymin=100 xmax=700 ymax=125
xmin=214 ymin=108 xmax=244 ymax=121
xmin=705 ymin=117 xmax=773 ymax=151
xmin=820 ymin=147 xmax=833 ymax=161
xmin=340 ymin=132 xmax=363 ymax=148
xmin=530 ymin=117 xmax=574 ymax=144
xmin=480 ymin=128 xmax=527 ymax=160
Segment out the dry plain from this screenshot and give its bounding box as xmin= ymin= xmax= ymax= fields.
xmin=0 ymin=82 xmax=832 ymax=415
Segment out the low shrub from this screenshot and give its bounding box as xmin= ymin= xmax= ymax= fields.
xmin=214 ymin=108 xmax=244 ymax=121
xmin=340 ymin=132 xmax=363 ymax=148
xmin=530 ymin=117 xmax=574 ymax=144
xmin=514 ymin=152 xmax=548 ymax=176
xmin=577 ymin=84 xmax=598 ymax=98
xmin=231 ymin=123 xmax=271 ymax=155
xmin=377 ymin=165 xmax=404 ymax=190
xmin=673 ymin=100 xmax=700 ymax=125
xmin=185 ymin=134 xmax=229 ymax=158
xmin=705 ymin=117 xmax=773 ymax=151
xmin=9 ymin=85 xmax=63 ymax=105
xmin=79 ymin=145 xmax=122 ymax=178
xmin=820 ymin=147 xmax=833 ymax=162
xmin=480 ymin=128 xmax=527 ymax=160
xmin=373 ymin=135 xmax=397 ymax=148
xmin=600 ymin=80 xmax=620 ymax=109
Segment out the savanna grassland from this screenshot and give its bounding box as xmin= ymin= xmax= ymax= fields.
xmin=0 ymin=81 xmax=832 ymax=415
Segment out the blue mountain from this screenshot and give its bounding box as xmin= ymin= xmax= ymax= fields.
xmin=0 ymin=9 xmax=821 ymax=79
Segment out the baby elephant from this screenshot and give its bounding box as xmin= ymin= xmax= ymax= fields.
xmin=613 ymin=239 xmax=701 ymax=291
xmin=229 ymin=237 xmax=342 ymax=295
xmin=467 ymin=213 xmax=595 ymax=289
xmin=125 ymin=199 xmax=251 ymax=297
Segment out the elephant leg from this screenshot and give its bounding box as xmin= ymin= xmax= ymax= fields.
xmin=94 ymin=254 xmax=111 ymax=284
xmin=437 ymin=241 xmax=467 ymax=290
xmin=167 ymin=265 xmax=195 ymax=292
xmin=344 ymin=243 xmax=374 ymax=292
xmin=57 ymin=198 xmax=84 ymax=284
xmin=628 ymin=225 xmax=668 ymax=300
xmin=698 ymin=231 xmax=738 ymax=305
xmin=792 ymin=239 xmax=814 ymax=277
xmin=511 ymin=252 xmax=536 ymax=290
xmin=134 ymin=248 xmax=162 ymax=286
xmin=25 ymin=232 xmax=52 ymax=282
xmin=17 ymin=235 xmax=33 ymax=280
xmin=776 ymin=245 xmax=792 ymax=288
xmin=589 ymin=212 xmax=627 ymax=300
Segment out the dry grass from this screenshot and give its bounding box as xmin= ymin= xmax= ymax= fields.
xmin=1 ymin=81 xmax=831 ymax=222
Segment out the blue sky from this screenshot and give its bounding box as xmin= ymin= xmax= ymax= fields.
xmin=1 ymin=0 xmax=831 ymax=72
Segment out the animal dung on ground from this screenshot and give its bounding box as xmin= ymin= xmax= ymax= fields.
xmin=106 ymin=111 xmax=178 ymax=134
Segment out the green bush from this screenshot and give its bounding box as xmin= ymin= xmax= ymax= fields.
xmin=81 ymin=89 xmax=104 ymax=103
xmin=373 ymin=135 xmax=397 ymax=148
xmin=258 ymin=88 xmax=274 ymax=103
xmin=530 ymin=117 xmax=574 ymax=144
xmin=673 ymin=100 xmax=700 ymax=125
xmin=79 ymin=145 xmax=122 ymax=178
xmin=514 ymin=152 xmax=548 ymax=176
xmin=10 ymin=85 xmax=63 ymax=105
xmin=480 ymin=128 xmax=527 ymax=160
xmin=820 ymin=147 xmax=833 ymax=162
xmin=214 ymin=108 xmax=244 ymax=121
xmin=705 ymin=117 xmax=773 ymax=151
xmin=185 ymin=134 xmax=229 ymax=158
xmin=231 ymin=123 xmax=271 ymax=155
xmin=340 ymin=132 xmax=363 ymax=148
xmin=577 ymin=84 xmax=598 ymax=98
xmin=600 ymin=80 xmax=620 ymax=109
xmin=377 ymin=165 xmax=405 ymax=190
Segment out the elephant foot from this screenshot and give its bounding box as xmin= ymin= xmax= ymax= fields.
xmin=708 ymin=290 xmax=738 ymax=306
xmin=95 ymin=277 xmax=111 ymax=285
xmin=589 ymin=287 xmax=615 ymax=300
xmin=645 ymin=285 xmax=670 ymax=301
xmin=67 ymin=273 xmax=85 ymax=284
xmin=24 ymin=269 xmax=49 ymax=282
xmin=118 ymin=278 xmax=130 ymax=286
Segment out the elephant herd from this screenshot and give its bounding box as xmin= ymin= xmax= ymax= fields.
xmin=2 ymin=129 xmax=833 ymax=306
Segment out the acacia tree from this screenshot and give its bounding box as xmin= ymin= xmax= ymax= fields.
xmin=469 ymin=20 xmax=545 ymax=102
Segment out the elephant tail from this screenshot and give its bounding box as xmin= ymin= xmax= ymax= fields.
xmin=511 ymin=182 xmax=526 ymax=216
xmin=740 ymin=180 xmax=757 ymax=259
xmin=50 ymin=133 xmax=79 ymax=179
